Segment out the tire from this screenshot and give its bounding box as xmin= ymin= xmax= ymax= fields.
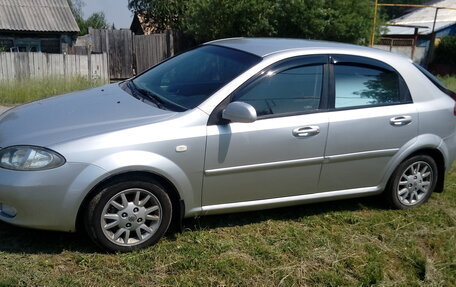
xmin=84 ymin=179 xmax=172 ymax=252
xmin=386 ymin=155 xmax=438 ymax=209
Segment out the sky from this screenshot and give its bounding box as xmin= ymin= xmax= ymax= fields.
xmin=82 ymin=0 xmax=133 ymax=29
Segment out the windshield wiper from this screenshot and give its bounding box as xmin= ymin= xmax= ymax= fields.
xmin=136 ymin=87 xmax=166 ymax=110
xmin=126 ymin=80 xmax=141 ymax=100
xmin=127 ymin=80 xmax=165 ymax=109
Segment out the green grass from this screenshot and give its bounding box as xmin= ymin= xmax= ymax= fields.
xmin=0 ymin=167 xmax=455 ymax=286
xmin=438 ymin=75 xmax=456 ymax=92
xmin=0 ymin=76 xmax=105 ymax=106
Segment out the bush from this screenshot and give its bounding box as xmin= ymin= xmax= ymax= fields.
xmin=432 ymin=36 xmax=456 ymax=66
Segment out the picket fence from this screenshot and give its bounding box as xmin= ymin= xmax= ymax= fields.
xmin=0 ymin=52 xmax=109 ymax=82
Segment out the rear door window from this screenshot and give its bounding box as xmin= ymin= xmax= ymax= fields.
xmin=335 ymin=65 xmax=401 ymax=108
xmin=331 ymin=55 xmax=411 ymax=109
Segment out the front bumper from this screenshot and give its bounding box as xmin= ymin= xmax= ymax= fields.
xmin=0 ymin=162 xmax=107 ymax=232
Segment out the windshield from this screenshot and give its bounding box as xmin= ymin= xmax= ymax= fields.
xmin=131 ymin=45 xmax=262 ymax=111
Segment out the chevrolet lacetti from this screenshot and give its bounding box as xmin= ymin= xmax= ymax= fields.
xmin=0 ymin=38 xmax=455 ymax=252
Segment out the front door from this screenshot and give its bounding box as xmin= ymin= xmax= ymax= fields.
xmin=202 ymin=56 xmax=329 ymax=206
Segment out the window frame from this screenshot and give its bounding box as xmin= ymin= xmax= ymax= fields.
xmin=209 ymin=54 xmax=413 ymax=126
xmin=329 ymin=55 xmax=412 ymax=111
xmin=208 ymin=55 xmax=330 ymax=125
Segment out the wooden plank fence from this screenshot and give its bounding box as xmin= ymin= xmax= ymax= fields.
xmin=0 ymin=52 xmax=109 ymax=82
xmin=134 ymin=33 xmax=173 ymax=74
xmin=90 ymin=29 xmax=134 ymax=80
xmin=0 ymin=30 xmax=194 ymax=83
xmin=88 ymin=29 xmax=193 ymax=79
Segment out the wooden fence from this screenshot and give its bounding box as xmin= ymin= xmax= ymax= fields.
xmin=89 ymin=29 xmax=134 ymax=80
xmin=134 ymin=33 xmax=173 ymax=74
xmin=88 ymin=29 xmax=193 ymax=80
xmin=0 ymin=30 xmax=194 ymax=83
xmin=0 ymin=52 xmax=109 ymax=82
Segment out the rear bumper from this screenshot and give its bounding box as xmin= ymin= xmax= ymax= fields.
xmin=442 ymin=132 xmax=456 ymax=172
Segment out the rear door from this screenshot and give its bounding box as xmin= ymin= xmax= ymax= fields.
xmin=318 ymin=55 xmax=418 ymax=192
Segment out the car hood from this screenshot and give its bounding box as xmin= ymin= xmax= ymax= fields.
xmin=0 ymin=83 xmax=177 ymax=147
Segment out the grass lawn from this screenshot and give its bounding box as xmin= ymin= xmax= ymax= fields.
xmin=0 ymin=166 xmax=455 ymax=286
xmin=0 ymin=76 xmax=105 ymax=106
xmin=439 ymin=75 xmax=456 ymax=92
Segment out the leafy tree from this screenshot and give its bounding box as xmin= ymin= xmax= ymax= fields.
xmin=84 ymin=12 xmax=110 ymax=33
xmin=67 ymin=0 xmax=110 ymax=35
xmin=67 ymin=0 xmax=85 ymax=33
xmin=432 ymin=36 xmax=456 ymax=67
xmin=128 ymin=0 xmax=187 ymax=31
xmin=272 ymin=0 xmax=374 ymax=44
xmin=183 ymin=0 xmax=277 ymax=41
xmin=128 ymin=0 xmax=379 ymax=44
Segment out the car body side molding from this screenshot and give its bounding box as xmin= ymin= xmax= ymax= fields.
xmin=199 ymin=186 xmax=381 ymax=215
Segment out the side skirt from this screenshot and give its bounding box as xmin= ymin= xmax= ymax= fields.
xmin=189 ymin=186 xmax=383 ymax=216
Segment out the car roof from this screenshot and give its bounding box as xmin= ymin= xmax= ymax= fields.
xmin=206 ymin=37 xmax=380 ymax=58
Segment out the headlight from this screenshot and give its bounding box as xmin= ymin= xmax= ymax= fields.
xmin=0 ymin=146 xmax=65 ymax=171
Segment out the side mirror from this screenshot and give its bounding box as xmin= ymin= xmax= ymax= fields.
xmin=222 ymin=101 xmax=257 ymax=123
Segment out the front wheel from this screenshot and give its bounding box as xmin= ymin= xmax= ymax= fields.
xmin=386 ymin=155 xmax=438 ymax=209
xmin=84 ymin=179 xmax=172 ymax=252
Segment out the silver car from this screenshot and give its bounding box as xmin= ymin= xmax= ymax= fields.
xmin=1 ymin=38 xmax=455 ymax=252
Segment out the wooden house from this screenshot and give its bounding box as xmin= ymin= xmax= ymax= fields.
xmin=0 ymin=0 xmax=79 ymax=53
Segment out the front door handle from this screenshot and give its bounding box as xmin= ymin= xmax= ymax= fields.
xmin=390 ymin=115 xmax=412 ymax=126
xmin=292 ymin=126 xmax=320 ymax=137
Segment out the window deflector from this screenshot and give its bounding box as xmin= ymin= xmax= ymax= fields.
xmin=330 ymin=54 xmax=411 ymax=109
xmin=207 ymin=55 xmax=330 ymax=125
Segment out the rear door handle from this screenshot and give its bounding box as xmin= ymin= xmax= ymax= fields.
xmin=292 ymin=126 xmax=320 ymax=137
xmin=390 ymin=116 xmax=412 ymax=126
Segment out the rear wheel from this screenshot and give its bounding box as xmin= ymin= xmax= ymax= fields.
xmin=386 ymin=155 xmax=438 ymax=209
xmin=84 ymin=179 xmax=172 ymax=252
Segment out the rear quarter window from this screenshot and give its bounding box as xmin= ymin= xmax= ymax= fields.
xmin=413 ymin=63 xmax=456 ymax=99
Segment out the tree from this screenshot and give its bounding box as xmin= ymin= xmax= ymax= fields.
xmin=273 ymin=0 xmax=374 ymax=44
xmin=67 ymin=0 xmax=110 ymax=35
xmin=128 ymin=0 xmax=379 ymax=44
xmin=128 ymin=0 xmax=187 ymax=32
xmin=67 ymin=0 xmax=84 ymax=21
xmin=67 ymin=0 xmax=85 ymax=34
xmin=432 ymin=36 xmax=456 ymax=67
xmin=183 ymin=0 xmax=277 ymax=41
xmin=84 ymin=12 xmax=110 ymax=33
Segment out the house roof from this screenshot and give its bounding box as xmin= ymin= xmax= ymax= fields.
xmin=130 ymin=13 xmax=156 ymax=35
xmin=385 ymin=0 xmax=456 ymax=35
xmin=0 ymin=0 xmax=79 ymax=33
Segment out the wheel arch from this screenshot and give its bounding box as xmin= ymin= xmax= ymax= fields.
xmin=76 ymin=170 xmax=184 ymax=233
xmin=381 ymin=134 xmax=448 ymax=193
xmin=402 ymin=148 xmax=445 ymax=193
